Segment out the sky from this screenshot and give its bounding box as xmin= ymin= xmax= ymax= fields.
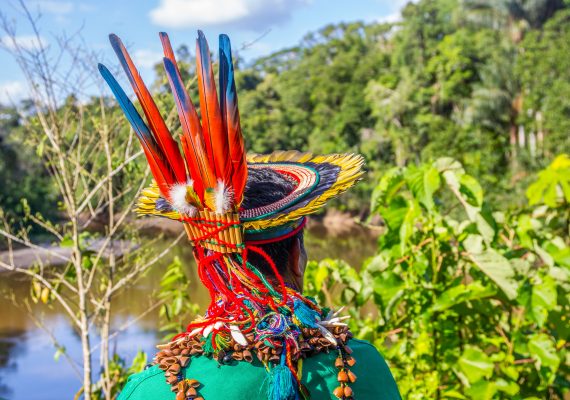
xmin=0 ymin=0 xmax=409 ymax=104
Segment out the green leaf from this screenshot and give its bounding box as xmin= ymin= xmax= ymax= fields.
xmin=469 ymin=249 xmax=518 ymax=300
xmin=60 ymin=234 xmax=73 ymax=248
xmin=458 ymin=346 xmax=494 ymax=383
xmin=465 ymin=381 xmax=497 ymax=400
xmin=399 ymin=199 xmax=421 ymax=252
xmin=459 ymin=174 xmax=483 ymax=207
xmin=528 ymin=334 xmax=560 ymax=372
xmin=433 ymin=157 xmax=465 ymax=175
xmin=379 ymin=195 xmax=408 ymax=232
xmin=463 ymin=234 xmax=484 ymax=254
xmin=495 ymin=378 xmax=519 ymax=395
xmin=313 ymin=263 xmax=329 ymax=291
xmin=526 ymin=154 xmax=570 ymax=207
xmin=371 ymin=168 xmax=404 ymax=212
xmin=54 ymin=346 xmax=66 ymax=362
xmin=405 ymin=165 xmax=441 ymax=211
xmin=530 ymin=275 xmax=557 ymax=327
xmin=373 ymin=271 xmax=405 ymax=309
xmin=432 ymin=281 xmax=496 ymax=312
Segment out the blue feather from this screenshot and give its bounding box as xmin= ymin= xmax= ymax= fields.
xmin=219 ymin=34 xmax=235 ymax=115
xmin=108 ymin=34 xmax=137 ymax=87
xmin=98 ymin=63 xmax=172 ymax=189
xmin=97 ymin=63 xmax=154 ymax=150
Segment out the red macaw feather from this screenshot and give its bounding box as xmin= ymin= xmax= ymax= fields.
xmin=160 ymin=33 xmax=216 ymax=199
xmin=109 ymin=34 xmax=187 ymax=184
xmin=98 ymin=63 xmax=174 ymax=198
xmin=195 ymin=31 xmax=230 ymax=185
xmin=219 ymin=34 xmax=247 ymax=205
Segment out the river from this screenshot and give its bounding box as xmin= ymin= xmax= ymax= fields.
xmin=0 ymin=224 xmax=377 ymax=400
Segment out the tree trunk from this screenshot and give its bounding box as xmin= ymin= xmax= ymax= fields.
xmin=81 ymin=323 xmax=92 ymax=399
xmin=509 ymin=122 xmax=518 ymax=172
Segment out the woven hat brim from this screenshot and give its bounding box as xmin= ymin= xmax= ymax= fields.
xmin=135 ymin=151 xmax=364 ymax=231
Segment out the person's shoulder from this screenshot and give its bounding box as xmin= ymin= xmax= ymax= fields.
xmin=348 ymin=339 xmax=402 ymax=400
xmin=117 ymin=365 xmax=173 ymax=400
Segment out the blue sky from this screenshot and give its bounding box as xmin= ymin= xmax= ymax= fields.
xmin=0 ymin=0 xmax=408 ymax=104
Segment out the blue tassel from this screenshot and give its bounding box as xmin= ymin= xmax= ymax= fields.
xmin=265 ymin=353 xmax=298 ymax=400
xmin=293 ymin=299 xmax=319 ymax=328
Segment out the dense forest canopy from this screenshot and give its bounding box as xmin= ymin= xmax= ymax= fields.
xmin=2 ymin=0 xmax=570 ymax=216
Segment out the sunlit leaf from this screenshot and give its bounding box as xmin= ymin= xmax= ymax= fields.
xmin=458 ymin=346 xmax=494 ymax=383
xmin=469 ymin=249 xmax=518 ymax=299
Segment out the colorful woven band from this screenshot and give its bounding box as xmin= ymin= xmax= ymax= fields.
xmin=244 ymin=217 xmax=307 ymax=245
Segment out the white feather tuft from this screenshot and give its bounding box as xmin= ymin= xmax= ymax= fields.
xmin=316 ymin=324 xmax=338 ymax=345
xmin=229 ymin=324 xmax=248 ymax=346
xmin=214 ymin=179 xmax=234 ymax=214
xmin=169 ymin=182 xmax=198 ymax=217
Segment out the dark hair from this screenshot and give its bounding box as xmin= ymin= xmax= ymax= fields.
xmin=241 ymin=168 xmax=304 ymax=276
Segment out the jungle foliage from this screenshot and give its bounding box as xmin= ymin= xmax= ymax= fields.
xmin=305 ymin=155 xmax=570 ymax=399
xmin=3 ymin=0 xmax=570 ymax=215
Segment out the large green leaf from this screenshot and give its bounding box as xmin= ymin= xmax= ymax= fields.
xmin=459 ymin=174 xmax=483 ymax=207
xmin=399 ymin=199 xmax=421 ymax=252
xmin=458 ymin=346 xmax=494 ymax=383
xmin=465 ymin=381 xmax=497 ymax=400
xmin=405 ymin=165 xmax=441 ymax=211
xmin=432 ymin=281 xmax=496 ymax=312
xmin=530 ymin=275 xmax=557 ymax=327
xmin=528 ymin=333 xmax=560 ymax=372
xmin=469 ymin=249 xmax=518 ymax=300
xmin=373 ymin=271 xmax=405 ymax=309
xmin=526 ymin=154 xmax=570 ymax=207
xmin=371 ymin=168 xmax=405 ymax=212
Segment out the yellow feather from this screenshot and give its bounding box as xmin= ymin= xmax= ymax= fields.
xmin=135 ymin=152 xmax=365 ymax=228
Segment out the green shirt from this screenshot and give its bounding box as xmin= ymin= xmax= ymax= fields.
xmin=118 ymin=339 xmax=401 ymax=400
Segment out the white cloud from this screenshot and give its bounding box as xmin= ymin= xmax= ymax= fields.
xmin=132 ymin=49 xmax=163 ymax=69
xmin=369 ymin=0 xmax=419 ymax=24
xmin=149 ymin=0 xmax=310 ymax=31
xmin=30 ymin=0 xmax=74 ymax=16
xmin=0 ymin=81 xmax=27 ymax=105
xmin=0 ymin=35 xmax=48 ymax=51
xmin=377 ymin=12 xmax=402 ymax=24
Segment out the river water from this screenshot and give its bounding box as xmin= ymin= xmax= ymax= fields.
xmin=0 ymin=225 xmax=377 ymax=400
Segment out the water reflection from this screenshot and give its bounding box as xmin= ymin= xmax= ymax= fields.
xmin=0 ymin=226 xmax=376 ymax=399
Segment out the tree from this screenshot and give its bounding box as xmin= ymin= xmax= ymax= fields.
xmin=0 ymin=5 xmax=183 ymax=398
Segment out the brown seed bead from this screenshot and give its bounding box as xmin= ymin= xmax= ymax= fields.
xmin=346 ymin=357 xmax=356 ymax=367
xmin=337 ymin=370 xmax=348 ymax=383
xmin=166 ymin=374 xmax=178 ymax=384
xmin=163 ymin=356 xmax=177 ymax=365
xmin=185 ymin=387 xmax=197 ymax=397
xmin=179 ymin=356 xmax=190 ymax=367
xmin=158 ymin=363 xmax=169 ymax=371
xmin=348 ymin=370 xmax=357 ymax=383
xmin=168 ymin=363 xmax=181 ymax=374
xmin=175 ymin=390 xmax=185 ymax=400
xmin=243 ymin=350 xmax=253 ymax=363
xmin=335 ymin=357 xmax=344 ymax=368
xmin=344 ymin=386 xmax=353 ymax=397
xmin=333 ymin=386 xmax=344 ymax=398
xmin=177 ymin=381 xmax=188 ymax=392
xmin=187 ymin=379 xmax=200 ymax=388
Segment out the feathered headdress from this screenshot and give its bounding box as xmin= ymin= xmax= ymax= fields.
xmin=99 ymin=31 xmax=363 ymax=400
